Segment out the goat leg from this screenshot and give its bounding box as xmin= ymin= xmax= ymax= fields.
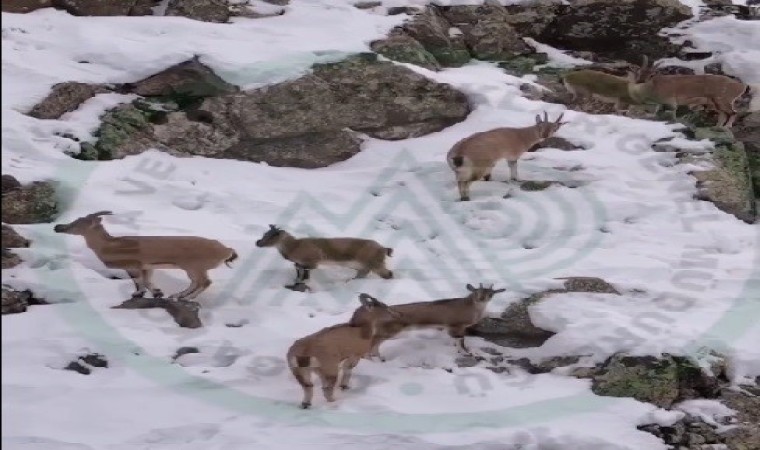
xmin=127 ymin=269 xmax=148 ymax=298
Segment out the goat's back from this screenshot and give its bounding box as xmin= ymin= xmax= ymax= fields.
xmin=650 ymin=74 xmax=746 ymax=100
xmin=300 ymin=237 xmax=385 ymax=261
xmin=287 ymin=323 xmax=373 ymax=364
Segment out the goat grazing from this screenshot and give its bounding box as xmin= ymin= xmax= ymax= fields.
xmin=446 ymin=112 xmax=568 ymax=201
xmin=287 ymin=294 xmax=402 ymax=409
xmin=53 ymin=211 xmax=238 ymax=301
xmin=627 ymin=56 xmax=750 ymax=128
xmin=349 ymin=283 xmax=506 ymax=360
xmin=255 ymin=225 xmax=393 ymax=291
xmin=562 ymin=69 xmax=638 ymax=113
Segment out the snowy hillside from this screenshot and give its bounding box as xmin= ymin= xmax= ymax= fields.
xmin=2 ymin=1 xmax=759 ymax=449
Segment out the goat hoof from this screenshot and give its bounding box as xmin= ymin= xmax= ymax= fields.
xmin=340 ymin=385 xmax=349 ymax=391
xmin=460 ymin=196 xmax=470 ymax=202
xmin=300 ymin=402 xmax=311 ymax=409
xmin=286 ymin=283 xmax=310 ymax=292
xmin=152 ymin=290 xmax=164 ymax=299
xmin=131 ymin=292 xmax=145 ymax=299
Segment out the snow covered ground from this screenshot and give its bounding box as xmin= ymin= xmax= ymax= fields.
xmin=2 ymin=1 xmax=759 ymax=449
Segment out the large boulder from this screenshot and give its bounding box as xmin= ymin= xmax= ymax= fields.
xmin=734 ymin=112 xmax=760 ymax=199
xmin=588 ymin=354 xmax=723 ymax=408
xmin=81 ymin=54 xmax=471 ymax=168
xmin=539 ymin=0 xmax=693 ymax=63
xmin=2 ymin=225 xmax=30 ymax=249
xmin=1 ymin=175 xmax=59 ymax=224
xmin=400 ymin=7 xmax=471 ymax=67
xmin=370 ymin=32 xmax=440 ymax=70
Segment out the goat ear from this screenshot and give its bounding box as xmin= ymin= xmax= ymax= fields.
xmin=494 ymin=288 xmax=507 ymax=294
xmin=535 ymin=114 xmax=541 ymax=124
xmin=358 ymin=293 xmax=374 ymax=308
xmin=543 ymin=111 xmax=548 ymax=122
xmin=466 ymin=283 xmax=475 ymax=292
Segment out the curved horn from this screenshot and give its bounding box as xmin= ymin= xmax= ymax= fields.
xmin=555 ymin=112 xmax=565 ymax=123
xmin=88 ymin=210 xmax=113 ymax=218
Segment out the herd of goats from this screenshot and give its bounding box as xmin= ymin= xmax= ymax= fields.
xmin=50 ymin=53 xmax=754 ymax=409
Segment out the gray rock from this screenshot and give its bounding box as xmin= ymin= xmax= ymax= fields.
xmin=82 ymin=53 xmax=470 ymax=167
xmin=401 ymin=7 xmax=471 ymax=67
xmin=370 ymin=32 xmax=440 ymax=70
xmin=2 ymin=287 xmax=46 ymax=314
xmin=1 ymin=178 xmax=59 ymax=224
xmin=53 ymin=0 xmax=141 ymax=15
xmin=539 ymin=0 xmax=693 ymax=64
xmin=2 ymin=0 xmax=53 ymax=13
xmin=112 ymin=297 xmax=203 ymax=328
xmin=222 ymin=131 xmax=362 ymax=169
xmin=2 ymin=225 xmax=30 ymax=249
xmin=121 ymin=56 xmax=239 ymax=99
xmin=2 ymin=175 xmax=22 ymax=194
xmin=165 ymin=0 xmax=230 ymax=23
xmin=461 ymin=20 xmax=531 ymax=61
xmin=589 ymin=353 xmax=723 ymax=408
xmin=28 ymin=82 xmax=112 ymax=120
xmin=2 ymin=249 xmax=23 ymax=270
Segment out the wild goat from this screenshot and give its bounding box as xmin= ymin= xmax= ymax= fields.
xmin=562 ymin=69 xmax=639 ymax=113
xmin=255 ymin=225 xmax=393 ymax=291
xmin=287 ymin=294 xmax=403 ymax=409
xmin=627 ymin=56 xmax=750 ymax=128
xmin=53 ymin=211 xmax=238 ymax=301
xmin=446 ymin=112 xmax=568 ymax=201
xmin=349 ymin=284 xmax=506 ymax=360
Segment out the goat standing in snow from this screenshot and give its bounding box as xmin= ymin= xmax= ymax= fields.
xmin=446 ymin=111 xmax=568 ymax=201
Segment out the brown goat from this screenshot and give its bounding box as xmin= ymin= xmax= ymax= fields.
xmin=255 ymin=225 xmax=393 ymax=291
xmin=54 ymin=211 xmax=238 ymax=301
xmin=446 ymin=111 xmax=568 ymax=201
xmin=349 ymin=283 xmax=506 ymax=360
xmin=628 ymin=56 xmax=749 ymax=128
xmin=286 ymin=294 xmax=403 ymax=409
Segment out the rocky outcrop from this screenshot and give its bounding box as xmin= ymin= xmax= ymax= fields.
xmin=2 ymin=225 xmax=30 ymax=269
xmin=2 ymin=0 xmax=53 ymax=13
xmin=120 ymin=56 xmax=239 ymax=100
xmin=586 ymin=353 xmax=724 ymax=408
xmin=688 ymin=127 xmax=756 ymax=224
xmin=165 ymin=0 xmax=230 ymax=23
xmin=28 ymin=82 xmax=113 ymax=120
xmin=734 ymin=112 xmax=760 ymax=199
xmin=539 ymin=0 xmax=693 ymax=64
xmin=78 ymin=54 xmax=471 ymax=168
xmin=1 ymin=175 xmax=59 ymax=224
xmin=2 ymin=287 xmax=47 ymax=315
xmin=53 ymin=0 xmax=150 ymax=16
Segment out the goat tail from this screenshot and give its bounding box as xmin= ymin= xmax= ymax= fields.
xmin=224 ymin=249 xmax=239 ymax=268
xmin=747 ymin=83 xmax=760 ymax=112
xmin=451 ymin=155 xmax=465 ymax=168
xmin=385 ymin=247 xmax=393 ymax=257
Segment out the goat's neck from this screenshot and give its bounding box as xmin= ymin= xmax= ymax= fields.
xmin=518 ymin=125 xmax=546 ymax=148
xmin=275 ymin=233 xmax=300 ymax=259
xmin=82 ymin=225 xmax=116 ymax=252
xmin=627 ymin=80 xmax=652 ymax=103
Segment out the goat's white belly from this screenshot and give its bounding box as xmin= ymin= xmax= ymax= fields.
xmin=320 ymin=260 xmax=365 ymax=270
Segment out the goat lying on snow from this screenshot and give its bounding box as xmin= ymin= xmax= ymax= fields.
xmin=446 ymin=111 xmax=568 ymax=201
xmin=255 ymin=224 xmax=394 ymax=291
xmin=287 ymin=293 xmax=403 ymax=409
xmin=54 ymin=211 xmax=238 ymax=301
xmin=349 ymin=283 xmax=506 ymax=360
